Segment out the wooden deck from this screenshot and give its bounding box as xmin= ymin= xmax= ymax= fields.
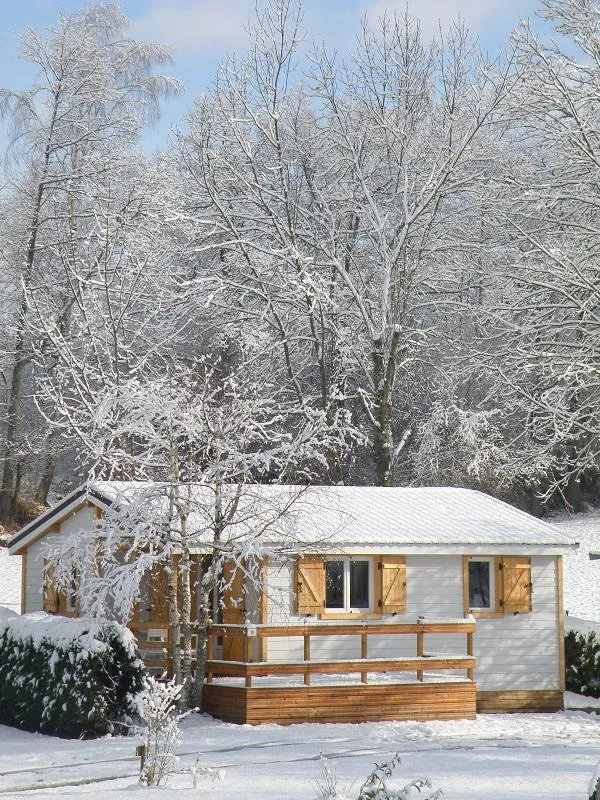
xmin=203 ymin=619 xmax=477 ymax=724
xmin=203 ymin=680 xmax=477 ymax=725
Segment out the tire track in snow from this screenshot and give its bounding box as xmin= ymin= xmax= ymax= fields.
xmin=0 ymin=737 xmax=580 ymax=794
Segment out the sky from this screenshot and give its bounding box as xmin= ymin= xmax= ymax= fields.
xmin=0 ymin=0 xmax=541 ymax=153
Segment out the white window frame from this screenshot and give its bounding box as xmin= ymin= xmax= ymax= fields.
xmin=324 ymin=557 xmax=373 ymax=613
xmin=468 ymin=556 xmax=495 ymax=611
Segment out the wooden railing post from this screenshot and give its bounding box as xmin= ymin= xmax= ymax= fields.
xmin=206 ymin=627 xmax=214 ymax=683
xmin=466 ymin=629 xmax=474 ymax=681
xmin=245 ymin=626 xmax=254 ymax=688
xmin=361 ymin=629 xmax=368 ymax=684
xmin=304 ymin=632 xmax=311 ymax=686
xmin=416 ymin=619 xmax=424 ymax=682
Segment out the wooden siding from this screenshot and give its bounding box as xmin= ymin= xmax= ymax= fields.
xmin=203 ymin=681 xmax=476 ymax=725
xmin=477 ymin=690 xmax=563 ymax=713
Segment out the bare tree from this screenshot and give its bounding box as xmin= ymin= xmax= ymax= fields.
xmin=488 ymin=0 xmax=600 ymax=507
xmin=177 ymin=0 xmax=519 ymax=485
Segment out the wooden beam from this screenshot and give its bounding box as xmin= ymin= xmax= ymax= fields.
xmin=206 ymin=631 xmax=214 ymax=684
xmin=207 ymin=655 xmax=476 ymax=678
xmin=361 ymin=633 xmax=368 ymax=684
xmin=304 ymin=633 xmax=311 ymax=686
xmin=462 ymin=555 xmax=469 ymax=617
xmin=416 ymin=627 xmax=424 ymax=682
xmin=258 ymin=557 xmax=268 ymax=662
xmin=556 ymin=555 xmax=565 ymax=693
xmin=466 ymin=630 xmax=474 ymax=681
xmin=208 ymin=621 xmax=476 ymax=638
xmin=20 ymin=550 xmax=27 ymax=614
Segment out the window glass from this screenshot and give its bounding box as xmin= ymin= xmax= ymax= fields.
xmin=469 ymin=560 xmax=491 ymax=608
xmin=325 ymin=560 xmax=344 ymax=608
xmin=349 ymin=560 xmax=370 ymax=608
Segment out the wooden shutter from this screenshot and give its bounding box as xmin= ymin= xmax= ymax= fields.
xmin=146 ymin=563 xmax=170 ymax=624
xmin=378 ymin=556 xmax=407 ymax=614
xmin=222 ymin=560 xmax=245 ymax=623
xmin=500 ymin=556 xmax=532 ymax=614
xmin=295 ymin=557 xmax=325 ymax=615
xmin=222 ymin=560 xmax=245 ymax=661
xmin=43 ymin=562 xmax=59 ymax=613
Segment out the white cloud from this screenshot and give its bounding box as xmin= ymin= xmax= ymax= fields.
xmin=129 ymin=0 xmax=255 ymax=54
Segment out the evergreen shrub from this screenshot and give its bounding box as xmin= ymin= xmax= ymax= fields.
xmin=0 ymin=611 xmax=145 ymax=738
xmin=565 ymin=629 xmax=600 ymax=697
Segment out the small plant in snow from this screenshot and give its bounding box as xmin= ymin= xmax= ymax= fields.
xmin=316 ymin=755 xmax=443 ymax=800
xmin=357 ymin=754 xmax=443 ymax=800
xmin=588 ymin=761 xmax=600 ymax=800
xmin=137 ymin=676 xmax=184 ymax=787
xmin=190 ymin=756 xmax=225 ymax=788
xmin=315 ymin=753 xmax=342 ymax=799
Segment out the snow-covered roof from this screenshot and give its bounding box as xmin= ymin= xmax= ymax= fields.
xmin=10 ymin=482 xmax=577 ymax=556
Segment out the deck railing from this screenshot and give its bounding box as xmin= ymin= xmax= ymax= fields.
xmin=129 ymin=621 xmax=171 ymax=673
xmin=206 ymin=618 xmax=475 ymax=688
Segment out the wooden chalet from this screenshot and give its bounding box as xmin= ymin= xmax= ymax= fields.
xmin=8 ymin=483 xmax=577 ymax=724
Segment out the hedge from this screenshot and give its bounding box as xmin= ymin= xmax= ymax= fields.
xmin=565 ymin=629 xmax=600 ymax=698
xmin=0 ymin=611 xmax=146 ymax=738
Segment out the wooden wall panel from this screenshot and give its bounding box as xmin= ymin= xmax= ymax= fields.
xmin=203 ymin=681 xmax=476 ymax=725
xmin=476 ymin=689 xmax=563 ymax=713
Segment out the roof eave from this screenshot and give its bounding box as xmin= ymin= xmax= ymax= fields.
xmin=8 ymin=484 xmax=114 ymax=555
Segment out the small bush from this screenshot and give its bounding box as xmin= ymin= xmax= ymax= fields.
xmin=0 ymin=612 xmax=145 ymax=738
xmin=315 ymin=754 xmax=443 ymax=800
xmin=137 ymin=677 xmax=184 ymax=787
xmin=565 ymin=629 xmax=600 ymax=697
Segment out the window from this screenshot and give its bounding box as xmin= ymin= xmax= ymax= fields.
xmin=465 ymin=556 xmax=533 ymax=616
xmin=325 ymin=558 xmax=371 ymax=612
xmin=468 ymin=558 xmax=494 ymax=610
xmin=295 ymin=555 xmax=406 ymax=617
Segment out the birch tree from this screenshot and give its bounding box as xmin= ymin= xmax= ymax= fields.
xmin=0 ymin=4 xmax=181 ymax=521
xmin=46 ymin=361 xmax=337 ymax=706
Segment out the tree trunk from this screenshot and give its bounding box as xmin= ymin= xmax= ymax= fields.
xmin=1 ymin=85 xmax=62 ymax=522
xmin=179 ymin=542 xmax=193 ymax=706
xmin=167 ymin=554 xmax=181 ymax=683
xmin=371 ymin=328 xmax=400 ymax=487
xmin=35 ymin=451 xmax=57 ymax=505
xmin=193 ymin=582 xmax=211 ymax=711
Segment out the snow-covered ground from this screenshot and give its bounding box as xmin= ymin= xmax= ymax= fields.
xmin=0 ymin=546 xmax=21 ymax=613
xmin=551 ymin=509 xmax=600 ymax=622
xmin=0 ymin=701 xmax=598 ymax=799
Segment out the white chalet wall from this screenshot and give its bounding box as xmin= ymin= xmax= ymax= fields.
xmin=264 ymin=554 xmax=560 ymax=692
xmin=23 ymin=505 xmax=97 ymax=614
xmin=475 ymin=556 xmax=559 ymax=691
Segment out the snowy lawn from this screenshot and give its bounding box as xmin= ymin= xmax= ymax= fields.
xmin=551 ymin=509 xmax=600 ymax=623
xmin=0 ymin=698 xmax=599 ymax=799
